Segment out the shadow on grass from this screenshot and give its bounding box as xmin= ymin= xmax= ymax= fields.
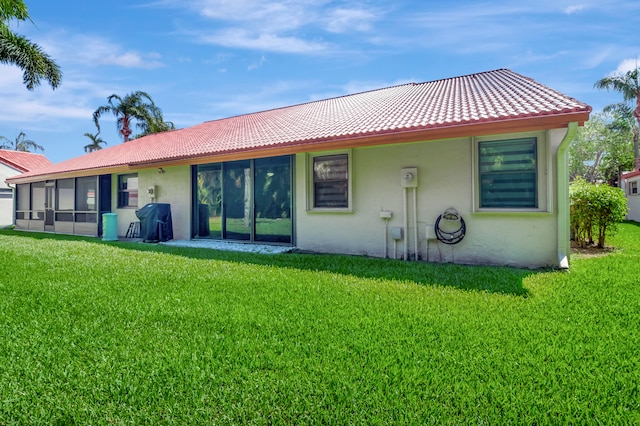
xmin=0 ymin=230 xmax=542 ymax=296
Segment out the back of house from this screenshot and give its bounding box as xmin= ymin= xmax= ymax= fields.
xmin=6 ymin=69 xmax=591 ymax=268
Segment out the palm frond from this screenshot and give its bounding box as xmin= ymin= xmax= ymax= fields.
xmin=0 ymin=26 xmax=62 ymax=90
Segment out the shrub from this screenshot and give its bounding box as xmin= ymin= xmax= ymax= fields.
xmin=570 ymin=177 xmax=628 ymax=248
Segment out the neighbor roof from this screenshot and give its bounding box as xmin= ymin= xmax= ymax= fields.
xmin=0 ymin=149 xmax=51 ymax=173
xmin=9 ymin=68 xmax=591 ymax=183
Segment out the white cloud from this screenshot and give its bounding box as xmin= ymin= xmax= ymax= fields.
xmin=324 ymin=8 xmax=378 ymax=33
xmin=197 ymin=0 xmax=309 ymax=32
xmin=614 ymin=57 xmax=640 ymax=74
xmin=166 ymin=0 xmax=382 ymax=54
xmin=564 ymin=4 xmax=586 ymax=14
xmin=0 ymin=67 xmax=94 ymax=125
xmin=200 ymin=28 xmax=328 ymax=54
xmin=37 ymin=31 xmax=164 ymax=69
xmin=248 ymin=54 xmax=267 ymax=71
xmin=581 ymin=46 xmax=615 ymax=69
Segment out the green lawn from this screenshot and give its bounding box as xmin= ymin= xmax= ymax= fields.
xmin=1 ymin=224 xmax=639 ymax=424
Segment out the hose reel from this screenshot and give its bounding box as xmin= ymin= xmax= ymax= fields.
xmin=434 ymin=208 xmax=466 ymax=245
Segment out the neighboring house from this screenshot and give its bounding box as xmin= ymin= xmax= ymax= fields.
xmin=622 ymin=169 xmax=640 ymax=221
xmin=0 ymin=149 xmax=51 ymax=227
xmin=6 ymin=69 xmax=591 ymax=268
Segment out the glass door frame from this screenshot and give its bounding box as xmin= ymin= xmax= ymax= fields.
xmin=192 ymin=155 xmax=294 ymax=244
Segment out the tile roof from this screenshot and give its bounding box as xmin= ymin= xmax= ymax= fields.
xmin=10 ymin=69 xmax=591 ymax=182
xmin=0 ymin=149 xmax=51 ymax=173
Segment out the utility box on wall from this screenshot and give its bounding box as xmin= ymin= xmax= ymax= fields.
xmin=401 ymin=167 xmax=418 ymax=188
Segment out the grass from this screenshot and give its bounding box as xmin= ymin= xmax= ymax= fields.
xmin=206 ymin=216 xmax=292 ymax=238
xmin=1 ymin=225 xmax=639 ymax=424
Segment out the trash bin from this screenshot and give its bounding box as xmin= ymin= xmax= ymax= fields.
xmin=102 ymin=213 xmax=118 ymax=241
xmin=135 ymin=203 xmax=173 ymax=243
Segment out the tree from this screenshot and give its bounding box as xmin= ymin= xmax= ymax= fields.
xmin=0 ymin=131 xmax=43 ymax=152
xmin=600 ymin=103 xmax=637 ymax=184
xmin=92 ymin=91 xmax=173 ymax=142
xmin=135 ymin=106 xmax=175 ymax=138
xmin=0 ymin=0 xmax=62 ymax=90
xmin=595 ymin=67 xmax=640 ymax=164
xmin=83 ymin=131 xmax=107 ymax=153
xmin=570 ymin=178 xmax=628 ymax=248
xmin=569 ymin=111 xmax=634 ymax=184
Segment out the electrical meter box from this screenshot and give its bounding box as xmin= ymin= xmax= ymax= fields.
xmin=401 ymin=167 xmax=418 ymax=188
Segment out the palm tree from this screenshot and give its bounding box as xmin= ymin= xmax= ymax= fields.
xmin=0 ymin=131 xmax=44 ymax=152
xmin=83 ymin=132 xmax=107 ymax=153
xmin=595 ymin=67 xmax=640 ymax=165
xmin=135 ymin=105 xmax=175 ymax=138
xmin=93 ymin=91 xmax=172 ymax=142
xmin=0 ymin=0 xmax=62 ymax=90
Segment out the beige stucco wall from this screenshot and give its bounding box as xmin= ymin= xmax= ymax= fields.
xmin=295 ymin=129 xmax=566 ymax=268
xmin=113 ymin=165 xmax=191 ymax=239
xmin=0 ymin=163 xmax=18 ymax=226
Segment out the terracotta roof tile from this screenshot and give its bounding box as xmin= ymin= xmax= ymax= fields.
xmin=0 ymin=149 xmax=51 ymax=173
xmin=11 ymin=69 xmax=591 ymax=181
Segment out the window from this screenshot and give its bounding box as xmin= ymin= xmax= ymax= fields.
xmin=76 ymin=176 xmax=97 ymax=211
xmin=630 ymin=181 xmax=638 ymax=195
xmin=56 ymin=179 xmax=75 ymax=211
xmin=76 ymin=176 xmax=98 ymax=223
xmin=478 ymin=138 xmax=537 ymax=209
xmin=118 ymin=174 xmax=138 ymax=208
xmin=31 ymin=181 xmax=45 ymax=220
xmin=310 ymin=153 xmax=351 ymax=209
xmin=16 ymin=184 xmax=29 ymax=219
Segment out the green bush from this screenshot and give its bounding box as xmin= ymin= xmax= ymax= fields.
xmin=570 ymin=177 xmax=628 ymax=248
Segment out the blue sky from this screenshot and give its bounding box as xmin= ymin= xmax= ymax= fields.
xmin=1 ymin=0 xmax=639 ymax=163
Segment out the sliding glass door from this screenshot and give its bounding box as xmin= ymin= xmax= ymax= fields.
xmin=196 ymin=164 xmax=222 ymax=238
xmin=194 ymin=155 xmax=292 ymax=244
xmin=254 ymin=156 xmax=291 ymax=243
xmin=223 ymin=160 xmax=251 ymax=241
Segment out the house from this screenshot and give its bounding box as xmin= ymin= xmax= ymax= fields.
xmin=5 ymin=69 xmax=591 ymax=268
xmin=622 ymin=168 xmax=640 ymax=221
xmin=0 ymin=149 xmax=51 ymax=227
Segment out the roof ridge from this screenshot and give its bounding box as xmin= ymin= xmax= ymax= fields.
xmin=203 ymin=69 xmax=517 ymax=125
xmin=203 ymin=81 xmax=420 ymax=125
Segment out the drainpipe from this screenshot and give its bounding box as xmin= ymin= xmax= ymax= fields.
xmin=557 ymin=122 xmax=578 ymax=269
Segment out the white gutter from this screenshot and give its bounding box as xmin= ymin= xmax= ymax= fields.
xmin=557 ymin=122 xmax=579 ymax=269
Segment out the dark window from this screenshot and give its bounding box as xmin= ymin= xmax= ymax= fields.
xmin=56 ymin=179 xmax=75 ymax=211
xmin=76 ymin=176 xmax=97 ymax=212
xmin=313 ymin=154 xmax=349 ymax=208
xmin=118 ymin=174 xmax=138 ymax=208
xmin=479 ymin=138 xmax=537 ymax=208
xmin=630 ymin=181 xmax=638 ymax=195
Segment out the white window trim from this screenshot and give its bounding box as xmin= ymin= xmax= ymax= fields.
xmin=117 ymin=173 xmax=139 ymax=209
xmin=306 ymin=149 xmax=353 ymax=213
xmin=472 ymin=132 xmax=549 ymax=213
xmin=629 ymin=180 xmax=638 ymax=196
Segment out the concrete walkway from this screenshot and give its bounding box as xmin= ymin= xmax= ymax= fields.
xmin=160 ymin=239 xmax=293 ymax=254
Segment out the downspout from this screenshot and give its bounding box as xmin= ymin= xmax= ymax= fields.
xmin=557 ymin=122 xmax=578 ymax=269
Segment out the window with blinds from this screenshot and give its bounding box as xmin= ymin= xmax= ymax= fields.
xmin=118 ymin=174 xmax=139 ymax=208
xmin=313 ymin=154 xmax=349 ymax=208
xmin=479 ymin=138 xmax=537 ymax=208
